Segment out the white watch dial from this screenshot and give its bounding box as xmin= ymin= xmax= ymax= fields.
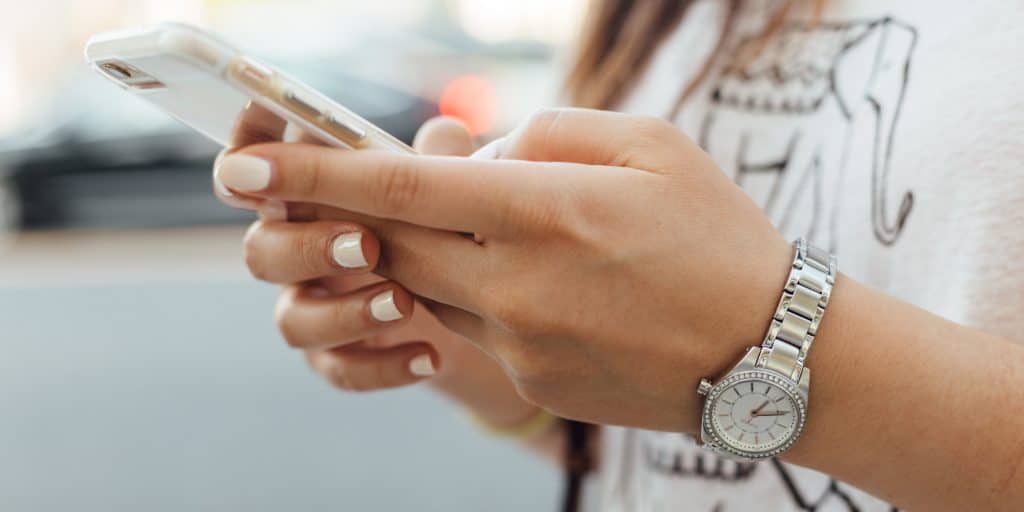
xmin=704 ymin=372 xmax=806 ymax=458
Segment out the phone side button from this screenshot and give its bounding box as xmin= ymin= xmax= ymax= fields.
xmin=326 ymin=116 xmax=368 ymax=145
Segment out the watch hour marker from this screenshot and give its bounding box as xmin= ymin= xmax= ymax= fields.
xmin=750 ymin=382 xmax=755 ymax=393
xmin=734 ymin=388 xmax=742 ymax=398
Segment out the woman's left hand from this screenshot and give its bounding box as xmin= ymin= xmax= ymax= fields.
xmin=216 ymin=108 xmax=794 ymax=432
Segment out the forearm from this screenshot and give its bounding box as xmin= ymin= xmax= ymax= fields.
xmin=785 ymin=275 xmax=1024 ymax=510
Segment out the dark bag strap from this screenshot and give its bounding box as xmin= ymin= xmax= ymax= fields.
xmin=561 ymin=420 xmax=594 ymax=512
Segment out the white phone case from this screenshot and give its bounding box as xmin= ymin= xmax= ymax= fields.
xmin=85 ymin=23 xmax=414 ymax=153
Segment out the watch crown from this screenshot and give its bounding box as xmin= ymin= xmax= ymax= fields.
xmin=697 ymin=378 xmax=712 ymax=396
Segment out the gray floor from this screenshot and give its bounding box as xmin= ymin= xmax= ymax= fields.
xmin=0 ymin=282 xmax=558 ymax=511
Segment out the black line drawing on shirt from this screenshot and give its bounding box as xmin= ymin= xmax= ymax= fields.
xmin=644 ymin=440 xmax=758 ymax=482
xmin=699 ymin=17 xmax=917 ymax=250
xmin=770 ymin=460 xmax=900 ymax=512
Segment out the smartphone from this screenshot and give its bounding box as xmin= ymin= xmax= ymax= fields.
xmin=84 ymin=22 xmax=414 ymax=153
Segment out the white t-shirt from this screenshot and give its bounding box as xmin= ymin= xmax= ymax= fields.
xmin=598 ymin=1 xmax=1024 ymax=510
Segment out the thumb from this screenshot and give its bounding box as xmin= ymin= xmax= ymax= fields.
xmin=413 ymin=116 xmax=477 ymax=156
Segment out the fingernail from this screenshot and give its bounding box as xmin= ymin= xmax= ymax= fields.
xmin=331 ymin=232 xmax=368 ymax=268
xmin=370 ymin=290 xmax=403 ymax=322
xmin=409 ymin=354 xmax=436 ymax=377
xmin=213 ymin=174 xmax=234 ymax=197
xmin=259 ymin=200 xmax=288 ymax=221
xmin=212 ymin=151 xmax=234 ymax=197
xmin=216 ymin=154 xmax=272 ymax=192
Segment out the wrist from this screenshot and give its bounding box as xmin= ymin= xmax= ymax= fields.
xmin=695 ymin=238 xmax=837 ymax=459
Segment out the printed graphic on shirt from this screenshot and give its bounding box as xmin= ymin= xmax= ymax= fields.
xmin=698 ymin=17 xmax=917 ymax=251
xmin=641 ymin=432 xmax=899 ymax=512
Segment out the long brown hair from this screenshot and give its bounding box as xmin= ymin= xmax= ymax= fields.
xmin=564 ymin=0 xmax=824 ymax=112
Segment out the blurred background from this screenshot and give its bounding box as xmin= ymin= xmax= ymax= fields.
xmin=0 ymin=0 xmax=583 ymax=509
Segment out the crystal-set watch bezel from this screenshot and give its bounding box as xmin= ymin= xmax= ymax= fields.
xmin=701 ymin=369 xmax=807 ymax=459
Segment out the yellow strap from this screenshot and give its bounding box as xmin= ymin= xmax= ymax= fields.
xmin=469 ymin=407 xmax=560 ymax=440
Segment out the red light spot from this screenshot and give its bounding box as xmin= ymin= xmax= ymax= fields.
xmin=438 ymin=75 xmax=496 ymax=136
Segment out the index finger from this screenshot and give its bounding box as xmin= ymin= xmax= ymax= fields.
xmin=216 ymin=142 xmax=555 ymax=235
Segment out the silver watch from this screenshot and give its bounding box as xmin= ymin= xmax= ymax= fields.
xmin=696 ymin=238 xmax=836 ymax=460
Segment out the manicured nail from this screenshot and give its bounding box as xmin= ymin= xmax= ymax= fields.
xmin=213 ymin=174 xmax=234 ymax=197
xmin=215 ymin=154 xmax=272 ymax=192
xmin=212 ymin=151 xmax=234 ymax=197
xmin=331 ymin=232 xmax=368 ymax=268
xmin=408 ymin=354 xmax=436 ymax=377
xmin=370 ymin=290 xmax=403 ymax=322
xmin=259 ymin=200 xmax=288 ymax=221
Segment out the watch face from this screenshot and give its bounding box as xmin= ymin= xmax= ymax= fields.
xmin=703 ymin=371 xmax=806 ymax=459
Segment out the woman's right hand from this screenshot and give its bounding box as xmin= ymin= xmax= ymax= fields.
xmin=215 ymin=116 xmax=541 ymax=429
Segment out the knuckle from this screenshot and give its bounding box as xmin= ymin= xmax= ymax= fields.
xmin=516 ymin=108 xmax=565 ymax=153
xmin=329 ymin=299 xmax=359 ymax=332
xmin=296 ymin=150 xmax=327 ymax=199
xmin=339 ymin=368 xmax=373 ymax=392
xmin=242 ymin=222 xmax=271 ymax=281
xmin=521 ymin=196 xmax=571 ymax=236
xmin=374 ymin=157 xmax=420 ymax=216
xmin=277 ymin=321 xmax=303 ymax=349
xmin=631 ymin=116 xmax=678 ymax=144
xmin=328 ymin=363 xmax=357 ymax=391
xmin=294 ymin=228 xmax=327 ymax=276
xmin=273 ymin=293 xmax=306 ymax=349
xmin=276 ymin=317 xmax=304 ymax=349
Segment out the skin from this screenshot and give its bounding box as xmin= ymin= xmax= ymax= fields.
xmin=214 ymin=109 xmax=1024 ymax=511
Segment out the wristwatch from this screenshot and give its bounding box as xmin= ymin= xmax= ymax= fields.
xmin=696 ymin=238 xmax=836 ymax=460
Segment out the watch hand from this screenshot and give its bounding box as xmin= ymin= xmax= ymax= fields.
xmin=750 ymin=399 xmax=771 ymax=417
xmin=752 ymin=410 xmax=791 ymax=417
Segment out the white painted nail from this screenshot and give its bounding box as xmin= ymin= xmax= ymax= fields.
xmin=215 ymin=154 xmax=272 ymax=192
xmin=408 ymin=354 xmax=436 ymax=377
xmin=370 ymin=290 xmax=403 ymax=322
xmin=212 ymin=150 xmax=234 ymax=197
xmin=259 ymin=200 xmax=288 ymax=221
xmin=213 ymin=174 xmax=234 ymax=197
xmin=331 ymin=232 xmax=368 ymax=268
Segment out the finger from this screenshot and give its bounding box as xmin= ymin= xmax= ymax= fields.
xmin=230 ymin=101 xmax=288 ymax=147
xmin=212 ymin=149 xmax=265 ymax=210
xmin=418 ymin=298 xmax=487 ymax=344
xmin=214 ymin=101 xmax=290 ymax=213
xmin=215 ymin=143 xmax=550 ymax=235
xmin=275 ymin=282 xmax=414 ymax=350
xmin=243 ymin=221 xmax=379 ymax=284
xmin=283 ymin=117 xmax=475 ymax=221
xmin=413 ymin=116 xmax=476 ymax=156
xmin=499 ymin=108 xmax=695 ymax=173
xmin=247 ymin=218 xmax=486 ymax=310
xmin=307 ymin=342 xmax=439 ymax=391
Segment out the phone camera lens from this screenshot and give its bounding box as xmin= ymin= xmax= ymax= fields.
xmin=101 ymin=62 xmax=133 ymax=80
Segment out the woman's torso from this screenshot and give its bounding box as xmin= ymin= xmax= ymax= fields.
xmin=598 ymin=0 xmax=1024 ymax=510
